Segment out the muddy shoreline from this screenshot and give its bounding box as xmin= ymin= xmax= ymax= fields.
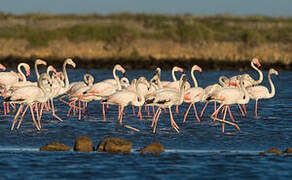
xmin=0 ymin=57 xmax=290 ymax=71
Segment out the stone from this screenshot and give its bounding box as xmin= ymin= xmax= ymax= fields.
xmin=139 ymin=142 xmax=164 ymax=153
xmin=97 ymin=137 xmax=132 ymax=154
xmin=284 ymin=148 xmax=292 ymax=154
xmin=40 ymin=142 xmax=71 ymax=151
xmin=263 ymin=148 xmax=282 ymax=154
xmin=74 ymin=136 xmax=94 ymax=152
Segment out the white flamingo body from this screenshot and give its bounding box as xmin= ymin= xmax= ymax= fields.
xmin=246 ymin=68 xmax=278 ymax=117
xmin=183 ymin=65 xmax=203 ymax=122
xmin=101 ymin=77 xmax=148 ymax=125
xmin=146 ymin=74 xmax=187 ymax=133
xmin=228 ymin=58 xmax=263 ymax=87
xmin=5 ymin=73 xmax=52 ymax=130
xmin=207 ymin=78 xmax=250 ymax=132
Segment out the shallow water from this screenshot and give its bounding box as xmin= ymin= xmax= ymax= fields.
xmin=0 ymin=69 xmax=291 ymax=179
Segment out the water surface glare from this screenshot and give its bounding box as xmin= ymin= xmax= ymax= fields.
xmin=0 ymin=69 xmax=291 ymax=179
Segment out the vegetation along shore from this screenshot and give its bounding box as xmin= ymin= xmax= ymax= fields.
xmin=0 ymin=13 xmax=291 ymax=70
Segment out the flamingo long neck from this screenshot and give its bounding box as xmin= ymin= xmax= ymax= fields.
xmin=238 ymin=80 xmax=250 ymax=105
xmin=178 ymin=78 xmax=187 ymax=104
xmin=251 ymin=61 xmax=263 ymax=85
xmin=35 ymin=62 xmax=41 ymax=80
xmin=113 ymin=67 xmax=122 ymax=90
xmin=37 ymin=75 xmax=51 ymax=97
xmin=154 ymin=69 xmax=162 ymax=89
xmin=133 ymin=83 xmax=146 ymax=107
xmin=218 ymin=76 xmax=229 ymax=87
xmin=172 ymin=68 xmax=178 ymax=81
xmin=18 ymin=63 xmax=27 ymax=82
xmin=267 ymin=71 xmax=276 ymax=98
xmin=191 ymin=68 xmax=198 ymax=87
xmin=63 ymin=62 xmax=70 ymax=89
xmin=84 ymin=74 xmax=94 ymax=86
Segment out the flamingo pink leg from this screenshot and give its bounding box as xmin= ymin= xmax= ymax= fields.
xmin=200 ymin=102 xmax=208 ymax=117
xmin=183 ymin=103 xmax=192 ymax=123
xmin=137 ymin=106 xmax=142 ymax=120
xmin=153 ymin=108 xmax=162 ymax=133
xmin=152 ymin=107 xmax=161 ymax=127
xmin=118 ymin=106 xmax=124 ymax=125
xmin=11 ymin=104 xmax=24 ymax=130
xmin=192 ymin=103 xmax=200 ymax=122
xmin=222 ymin=105 xmax=228 ymax=133
xmin=255 ymin=100 xmax=258 ymax=118
xmin=132 ymin=105 xmax=135 ymax=115
xmin=237 ymin=104 xmax=245 ymax=116
xmin=50 ymin=99 xmax=62 ymax=122
xmin=242 ymin=104 xmax=247 ymax=114
xmin=58 ymin=94 xmax=70 ymax=105
xmin=38 ymin=103 xmax=45 ymax=122
xmin=176 ymin=105 xmax=179 ymax=114
xmin=102 ymin=104 xmax=106 ymax=121
xmin=78 ymin=100 xmax=82 ymax=120
xmin=3 ymin=102 xmax=6 ymax=116
xmin=227 ymin=106 xmax=235 ymax=122
xmin=67 ymin=99 xmax=77 ymax=117
xmin=169 ymin=107 xmax=179 ymax=133
xmin=7 ymin=102 xmax=10 ymax=114
xmin=17 ymin=105 xmax=29 ymax=129
xmin=34 ymin=103 xmax=41 ymax=128
xmin=211 ymin=104 xmax=240 ymax=132
xmin=29 ymin=105 xmax=40 ymax=130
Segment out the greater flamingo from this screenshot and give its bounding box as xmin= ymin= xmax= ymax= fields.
xmin=247 ymin=68 xmax=278 ymax=118
xmin=206 ymin=77 xmax=250 ymax=133
xmin=82 ymin=64 xmax=126 ymax=120
xmin=200 ymin=76 xmax=229 ymax=117
xmin=0 ymin=63 xmax=30 ymax=115
xmin=101 ymin=77 xmax=149 ymax=127
xmin=228 ymin=57 xmax=263 ymax=87
xmin=183 ymin=65 xmax=203 ymax=123
xmin=5 ymin=73 xmax=53 ymax=130
xmin=146 ymin=74 xmax=187 ymax=133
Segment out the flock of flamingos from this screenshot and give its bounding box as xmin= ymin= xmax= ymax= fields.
xmin=0 ymin=57 xmax=278 ymax=133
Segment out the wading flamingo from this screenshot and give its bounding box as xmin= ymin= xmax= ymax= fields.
xmin=183 ymin=65 xmax=203 ymax=123
xmin=5 ymin=73 xmax=52 ymax=131
xmin=101 ymin=77 xmax=149 ymax=128
xmin=206 ymin=77 xmax=250 ymax=133
xmin=247 ymin=68 xmax=278 ymax=118
xmin=146 ymin=74 xmax=187 ymax=133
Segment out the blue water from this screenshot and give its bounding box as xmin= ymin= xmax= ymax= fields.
xmin=0 ymin=69 xmax=291 ymax=179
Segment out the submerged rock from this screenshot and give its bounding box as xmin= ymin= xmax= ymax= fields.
xmin=40 ymin=142 xmax=71 ymax=151
xmin=96 ymin=137 xmax=132 ymax=154
xmin=74 ymin=136 xmax=94 ymax=152
xmin=284 ymin=148 xmax=292 ymax=154
xmin=139 ymin=142 xmax=164 ymax=154
xmin=263 ymin=148 xmax=283 ymax=154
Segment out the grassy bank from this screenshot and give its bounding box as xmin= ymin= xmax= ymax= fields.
xmin=0 ymin=13 xmax=291 ymax=69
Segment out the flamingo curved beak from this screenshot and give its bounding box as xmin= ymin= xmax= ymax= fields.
xmin=256 ymin=61 xmax=261 ymax=68
xmin=26 ymin=69 xmax=30 ymax=77
xmin=197 ymin=67 xmax=202 ymax=73
xmin=177 ymin=67 xmax=184 ymax=72
xmin=0 ymin=65 xmax=6 ymax=71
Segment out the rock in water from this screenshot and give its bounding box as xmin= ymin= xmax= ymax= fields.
xmin=96 ymin=137 xmax=132 ymax=154
xmin=284 ymin=148 xmax=292 ymax=154
xmin=74 ymin=136 xmax=94 ymax=152
xmin=264 ymin=148 xmax=282 ymax=154
xmin=139 ymin=142 xmax=164 ymax=153
xmin=40 ymin=142 xmax=71 ymax=151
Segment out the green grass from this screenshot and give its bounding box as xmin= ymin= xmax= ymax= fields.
xmin=0 ymin=12 xmax=291 ymax=47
